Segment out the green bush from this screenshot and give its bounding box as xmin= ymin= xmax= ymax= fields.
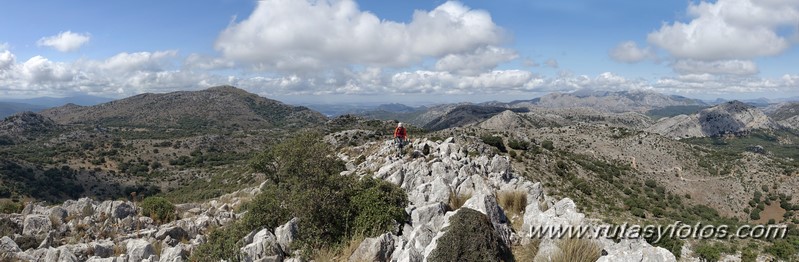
xmin=200 ymin=132 xmax=407 ymax=258
xmin=693 ymin=242 xmax=722 ymax=262
xmin=350 ymin=177 xmax=408 ymax=237
xmin=428 ymin=208 xmax=513 ymax=262
xmin=507 ymin=139 xmax=529 ymax=150
xmin=480 ymin=135 xmax=507 ymax=153
xmin=765 ymin=239 xmax=797 ymax=260
xmin=140 ymin=197 xmax=176 ymax=224
xmin=541 ymin=140 xmax=554 ymax=151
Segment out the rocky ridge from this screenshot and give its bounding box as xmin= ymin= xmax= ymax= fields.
xmin=1 ymin=136 xmax=676 ymax=261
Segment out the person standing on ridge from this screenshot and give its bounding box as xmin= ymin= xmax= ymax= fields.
xmin=394 ymin=122 xmax=408 ymax=157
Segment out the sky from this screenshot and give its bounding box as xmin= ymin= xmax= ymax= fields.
xmin=0 ymin=0 xmax=798 ymax=105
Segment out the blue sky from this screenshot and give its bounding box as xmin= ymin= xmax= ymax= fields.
xmin=1 ymin=0 xmax=798 ymax=105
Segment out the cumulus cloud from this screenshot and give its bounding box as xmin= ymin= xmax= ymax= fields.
xmin=434 ymin=46 xmax=517 ymax=75
xmin=0 ymin=50 xmax=15 ymax=70
xmin=609 ymin=41 xmax=656 ymax=63
xmin=672 ymin=59 xmax=759 ymax=75
xmin=215 ymin=0 xmax=506 ymax=71
xmin=647 ymin=0 xmax=799 ymax=61
xmin=184 ymin=54 xmax=235 ymax=70
xmin=36 ymin=31 xmax=91 ymax=52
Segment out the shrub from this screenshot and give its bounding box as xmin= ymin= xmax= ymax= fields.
xmin=541 ymin=140 xmax=554 ymax=151
xmin=481 ymin=135 xmax=507 ymax=153
xmin=139 ymin=197 xmax=176 ymax=224
xmin=428 ymin=208 xmax=513 ymax=262
xmin=0 ymin=200 xmax=23 ymax=214
xmin=350 ymin=177 xmax=408 ymax=237
xmin=693 ymin=242 xmax=722 ymax=262
xmin=497 ymin=191 xmax=527 ymax=216
xmin=0 ymin=218 xmax=21 ymax=237
xmin=765 ymin=240 xmax=796 ymax=261
xmin=202 ymin=132 xmax=408 ymax=257
xmin=551 ymin=238 xmax=601 ymax=262
xmin=507 ymin=139 xmax=529 ymax=150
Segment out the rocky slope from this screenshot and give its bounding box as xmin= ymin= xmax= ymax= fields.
xmin=0 ymin=112 xmax=59 ymax=142
xmin=523 ymin=89 xmax=705 ymax=113
xmin=40 ymin=86 xmax=327 ymax=130
xmin=648 ymin=101 xmax=778 ymax=139
xmin=0 ymin=135 xmax=676 ymax=262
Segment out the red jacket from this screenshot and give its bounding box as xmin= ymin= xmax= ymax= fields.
xmin=394 ymin=126 xmax=407 ymax=139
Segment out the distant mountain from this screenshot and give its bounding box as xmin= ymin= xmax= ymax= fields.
xmin=41 ymin=85 xmax=327 ymax=130
xmin=518 ymin=89 xmax=706 ymax=113
xmin=0 ymin=102 xmax=46 ymax=118
xmin=648 ymin=101 xmax=778 ymax=138
xmin=423 ymin=105 xmax=529 ymax=131
xmin=768 ymin=102 xmax=799 ymax=130
xmin=376 ymin=103 xmax=418 ymax=113
xmin=0 ymin=94 xmax=113 ymax=107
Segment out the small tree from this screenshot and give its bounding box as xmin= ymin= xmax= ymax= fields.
xmin=140 ymin=197 xmax=176 ymax=224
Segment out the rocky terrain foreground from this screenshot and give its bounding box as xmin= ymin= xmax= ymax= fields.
xmin=4 ymin=136 xmax=685 ymax=261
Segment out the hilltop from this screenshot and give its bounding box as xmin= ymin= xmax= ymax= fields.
xmin=41 ymin=86 xmax=327 ymax=130
xmin=648 ymin=101 xmax=779 ymax=139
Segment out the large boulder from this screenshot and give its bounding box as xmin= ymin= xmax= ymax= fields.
xmin=597 ymin=239 xmax=676 ymax=262
xmin=22 ymin=215 xmax=52 ymax=237
xmin=0 ymin=236 xmax=21 ymax=253
xmin=275 ymin=217 xmax=299 ymax=254
xmin=240 ymin=228 xmax=284 ymax=262
xmin=43 ymin=247 xmax=79 ymax=262
xmin=155 ymin=226 xmax=189 ymax=242
xmin=126 ymin=239 xmax=155 ymax=262
xmin=349 ymin=233 xmax=396 ymax=262
xmin=160 ymin=243 xmax=189 ymax=262
xmin=63 ymin=198 xmax=95 ymax=218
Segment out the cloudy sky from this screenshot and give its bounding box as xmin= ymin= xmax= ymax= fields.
xmin=1 ymin=0 xmax=798 ymax=104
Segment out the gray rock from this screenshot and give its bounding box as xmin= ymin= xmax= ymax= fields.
xmin=22 ymin=214 xmax=52 ymax=237
xmin=85 ymin=257 xmax=127 ymax=262
xmin=155 ymin=226 xmax=189 ymax=242
xmin=48 ymin=206 xmax=68 ymax=225
xmin=43 ymin=247 xmax=79 ymax=262
xmin=0 ymin=236 xmax=21 ymax=253
xmin=63 ymin=198 xmax=96 ymax=218
xmin=37 ymin=230 xmax=56 ymax=249
xmin=597 ymin=239 xmax=676 ymax=262
xmin=126 ymin=239 xmax=156 ymax=262
xmin=240 ymin=228 xmax=283 ymax=262
xmin=275 ymin=217 xmax=299 ymax=254
xmin=349 ymin=233 xmax=396 ymax=262
xmin=89 ymin=240 xmax=116 ymax=258
xmin=160 ymin=243 xmax=189 ymax=262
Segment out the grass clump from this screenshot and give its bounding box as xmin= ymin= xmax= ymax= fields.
xmin=447 ymin=188 xmax=472 ymax=211
xmin=497 ymin=191 xmax=527 ymax=216
xmin=551 ymin=238 xmax=601 ymax=262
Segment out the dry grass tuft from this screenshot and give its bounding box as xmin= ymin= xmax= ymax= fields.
xmin=448 ymin=189 xmax=472 ymax=211
xmin=497 ymin=190 xmax=528 ymax=216
xmin=551 ymin=238 xmax=601 ymax=262
xmin=313 ymin=234 xmax=366 ymax=262
xmin=512 ymin=239 xmax=540 ymax=262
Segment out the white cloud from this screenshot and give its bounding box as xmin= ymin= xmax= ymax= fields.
xmin=434 ymin=46 xmax=517 ymax=75
xmin=609 ymin=41 xmax=656 ymax=63
xmin=0 ymin=50 xmax=15 ymax=70
xmin=36 ymin=31 xmax=91 ymax=52
xmin=522 ymin=58 xmax=539 ymax=67
xmin=20 ymin=56 xmax=74 ymax=83
xmin=97 ymin=50 xmax=178 ymax=72
xmin=647 ymin=0 xmax=798 ymax=61
xmin=215 ymin=0 xmax=506 ymax=71
xmin=544 ymin=59 xmax=559 ymax=68
xmin=672 ymin=59 xmax=759 ymax=75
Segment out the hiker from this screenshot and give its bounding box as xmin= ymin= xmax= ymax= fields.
xmin=394 ymin=122 xmax=408 ymax=156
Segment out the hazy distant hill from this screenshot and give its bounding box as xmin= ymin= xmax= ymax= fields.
xmin=520 ymin=89 xmax=706 ymax=113
xmin=0 ymin=102 xmax=46 ymax=118
xmin=423 ymin=105 xmax=529 ymax=131
xmin=648 ymin=101 xmax=778 ymax=138
xmin=0 ymin=94 xmax=113 ymax=107
xmin=41 ymin=85 xmax=327 ymax=130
